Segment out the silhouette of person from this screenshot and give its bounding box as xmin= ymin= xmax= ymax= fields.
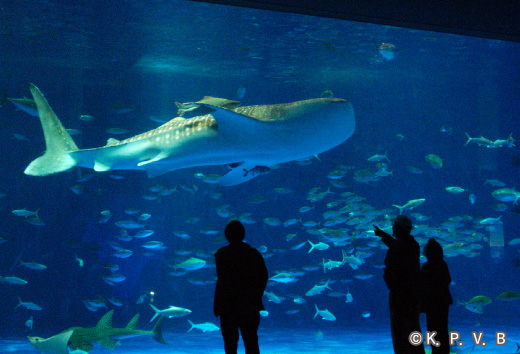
xmin=421 ymin=238 xmax=453 ymax=354
xmin=214 ymin=220 xmax=268 ymax=354
xmin=374 ymin=215 xmax=425 ymax=354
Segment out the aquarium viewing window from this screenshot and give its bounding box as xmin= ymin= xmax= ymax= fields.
xmin=0 ymin=1 xmax=519 ymax=353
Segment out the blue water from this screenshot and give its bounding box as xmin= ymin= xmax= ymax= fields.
xmin=2 ymin=324 xmax=520 ymax=353
xmin=1 ymin=1 xmax=519 ymax=353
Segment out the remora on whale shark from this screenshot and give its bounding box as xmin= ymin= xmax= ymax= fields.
xmin=24 ymin=84 xmax=355 ymax=186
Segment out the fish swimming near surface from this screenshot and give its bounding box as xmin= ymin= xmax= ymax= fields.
xmin=29 ymin=310 xmax=166 ymax=353
xmin=23 ymin=84 xmax=355 ymax=186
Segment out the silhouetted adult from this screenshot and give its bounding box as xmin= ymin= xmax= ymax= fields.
xmin=421 ymin=238 xmax=453 ymax=354
xmin=214 ymin=220 xmax=268 ymax=354
xmin=374 ymin=215 xmax=425 ymax=354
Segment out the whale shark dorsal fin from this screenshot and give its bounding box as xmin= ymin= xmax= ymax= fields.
xmin=96 ymin=310 xmax=114 ymax=329
xmin=126 ymin=314 xmax=140 ymax=330
xmin=106 ymin=138 xmax=120 ymax=146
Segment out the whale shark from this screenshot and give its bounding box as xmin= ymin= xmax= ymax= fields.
xmin=24 ymin=84 xmax=355 ymax=186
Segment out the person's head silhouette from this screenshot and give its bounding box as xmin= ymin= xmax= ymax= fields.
xmin=424 ymin=238 xmax=443 ymax=261
xmin=225 ymin=220 xmax=245 ymax=244
xmin=392 ymin=215 xmax=412 ymax=238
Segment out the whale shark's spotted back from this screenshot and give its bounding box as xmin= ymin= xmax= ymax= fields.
xmin=104 ymin=115 xmax=218 ymax=148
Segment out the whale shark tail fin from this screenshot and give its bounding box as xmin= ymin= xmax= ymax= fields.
xmin=24 ymin=84 xmax=79 ymax=176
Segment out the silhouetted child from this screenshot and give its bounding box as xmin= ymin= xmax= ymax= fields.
xmin=421 ymin=238 xmax=453 ymax=354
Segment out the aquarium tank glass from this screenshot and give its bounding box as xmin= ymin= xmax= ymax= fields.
xmin=0 ymin=1 xmax=519 ymax=353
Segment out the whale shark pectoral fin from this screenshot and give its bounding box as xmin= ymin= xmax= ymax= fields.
xmin=136 ymin=153 xmax=172 ymax=177
xmin=218 ymin=162 xmax=265 ymax=186
xmin=143 ymin=162 xmax=175 ymax=178
xmin=137 ymin=154 xmax=166 ymax=167
xmin=94 ymin=160 xmax=112 ymax=172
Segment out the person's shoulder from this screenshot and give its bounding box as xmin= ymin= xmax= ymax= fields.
xmin=422 ymin=259 xmax=446 ymax=271
xmin=243 ymin=243 xmax=263 ymax=256
xmin=409 ymin=235 xmax=420 ymax=247
xmin=215 ymin=245 xmax=230 ymax=257
xmin=441 ymin=259 xmax=451 ymax=270
xmin=242 ymin=242 xmax=258 ymax=252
